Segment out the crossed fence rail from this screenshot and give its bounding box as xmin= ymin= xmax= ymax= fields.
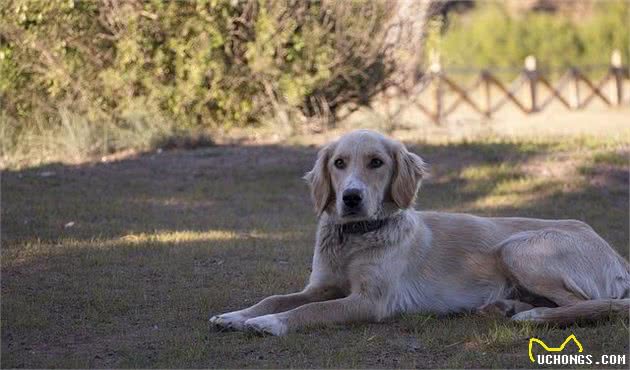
xmin=380 ymin=51 xmax=629 ymax=124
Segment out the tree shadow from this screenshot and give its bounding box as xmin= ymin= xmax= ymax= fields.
xmin=3 ymin=139 xmax=626 ymax=261
xmin=2 ymin=141 xmax=555 ymax=243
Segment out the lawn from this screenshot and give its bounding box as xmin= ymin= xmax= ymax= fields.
xmin=1 ymin=132 xmax=629 ymax=368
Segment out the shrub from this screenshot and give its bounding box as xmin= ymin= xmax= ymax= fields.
xmin=0 ymin=0 xmax=394 ymax=127
xmin=0 ymin=0 xmax=398 ymax=166
xmin=435 ymin=1 xmax=629 ymax=71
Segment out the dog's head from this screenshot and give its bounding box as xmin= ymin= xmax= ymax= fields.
xmin=304 ymin=130 xmax=426 ymax=222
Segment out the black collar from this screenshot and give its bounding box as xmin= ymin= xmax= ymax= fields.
xmin=336 ymin=218 xmax=390 ymax=235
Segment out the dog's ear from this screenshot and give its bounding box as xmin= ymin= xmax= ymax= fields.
xmin=391 ymin=143 xmax=426 ymax=209
xmin=304 ymin=142 xmax=335 ymax=216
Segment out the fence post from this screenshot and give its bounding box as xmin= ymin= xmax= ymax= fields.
xmin=430 ymin=52 xmax=442 ymax=124
xmin=611 ymin=49 xmax=624 ymax=106
xmin=482 ymin=70 xmax=491 ymax=117
xmin=570 ymin=67 xmax=581 ymax=109
xmin=524 ymin=55 xmax=538 ymax=113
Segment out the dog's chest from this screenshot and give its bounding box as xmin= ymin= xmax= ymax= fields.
xmin=317 ymin=233 xmax=392 ymax=285
xmin=323 ymin=235 xmax=382 ymax=268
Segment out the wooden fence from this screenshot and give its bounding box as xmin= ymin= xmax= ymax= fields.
xmin=382 ymin=50 xmax=629 ymax=124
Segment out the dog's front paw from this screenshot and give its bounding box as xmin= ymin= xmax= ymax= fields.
xmin=209 ymin=311 xmax=249 ymax=331
xmin=244 ymin=314 xmax=288 ymax=336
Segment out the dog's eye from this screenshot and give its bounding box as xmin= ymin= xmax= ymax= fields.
xmin=369 ymin=158 xmax=383 ymax=169
xmin=334 ymin=158 xmax=345 ymax=169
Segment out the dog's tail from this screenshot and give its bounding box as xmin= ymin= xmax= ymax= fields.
xmin=513 ymin=299 xmax=630 ymax=325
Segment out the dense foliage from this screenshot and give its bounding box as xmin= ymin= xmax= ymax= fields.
xmin=436 ymin=1 xmax=629 ymax=71
xmin=1 ymin=1 xmax=391 ymax=129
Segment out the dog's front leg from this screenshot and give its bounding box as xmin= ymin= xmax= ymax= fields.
xmin=244 ymin=293 xmax=379 ymax=336
xmin=210 ymin=285 xmax=343 ymax=331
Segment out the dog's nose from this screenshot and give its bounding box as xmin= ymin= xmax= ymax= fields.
xmin=342 ymin=188 xmax=363 ymax=208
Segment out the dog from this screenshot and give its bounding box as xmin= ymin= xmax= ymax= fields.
xmin=210 ymin=129 xmax=630 ymax=336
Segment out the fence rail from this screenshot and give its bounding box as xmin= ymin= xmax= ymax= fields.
xmin=381 ymin=50 xmax=629 ymax=124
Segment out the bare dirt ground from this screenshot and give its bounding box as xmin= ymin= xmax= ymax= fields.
xmin=2 ymin=122 xmax=629 ymax=368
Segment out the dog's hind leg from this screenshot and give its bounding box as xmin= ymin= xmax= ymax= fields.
xmin=511 ymin=299 xmax=630 ymax=324
xmin=499 ymin=228 xmax=599 ymax=305
xmin=497 ymin=227 xmax=630 ymax=324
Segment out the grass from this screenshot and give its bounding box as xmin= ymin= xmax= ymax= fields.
xmin=1 ymin=132 xmax=629 ymax=368
xmin=0 ymin=109 xmax=215 ymax=170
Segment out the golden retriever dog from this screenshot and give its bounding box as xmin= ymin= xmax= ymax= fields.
xmin=210 ymin=129 xmax=630 ymax=336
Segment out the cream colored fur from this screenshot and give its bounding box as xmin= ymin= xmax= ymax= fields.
xmin=210 ymin=130 xmax=630 ymax=335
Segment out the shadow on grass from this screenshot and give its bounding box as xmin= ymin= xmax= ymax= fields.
xmin=2 ymin=141 xmax=556 ymax=243
xmin=1 ymin=140 xmax=628 ymax=368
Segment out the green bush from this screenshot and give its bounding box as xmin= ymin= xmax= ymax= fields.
xmin=435 ymin=1 xmax=629 ymax=71
xmin=0 ymin=0 xmax=392 ymax=166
